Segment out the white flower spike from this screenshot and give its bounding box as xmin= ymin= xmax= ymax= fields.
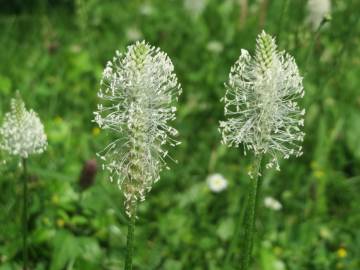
xmin=0 ymin=92 xmax=47 ymax=159
xmin=94 ymin=41 xmax=182 ymax=217
xmin=220 ymin=31 xmax=305 ymax=172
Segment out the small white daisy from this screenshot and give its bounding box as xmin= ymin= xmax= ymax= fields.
xmin=264 ymin=196 xmax=282 ymax=211
xmin=207 ymin=173 xmax=228 ymax=193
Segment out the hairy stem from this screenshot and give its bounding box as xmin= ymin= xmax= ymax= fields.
xmin=124 ymin=205 xmax=137 ymax=270
xmin=22 ymin=158 xmax=28 ymax=270
xmin=240 ymin=155 xmax=262 ymax=270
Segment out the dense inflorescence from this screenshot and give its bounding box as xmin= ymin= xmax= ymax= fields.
xmin=220 ymin=31 xmax=305 ymax=172
xmin=0 ymin=93 xmax=47 ymax=159
xmin=94 ymin=41 xmax=182 ymax=216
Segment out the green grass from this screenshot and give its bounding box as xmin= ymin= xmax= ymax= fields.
xmin=0 ymin=0 xmax=359 ymax=269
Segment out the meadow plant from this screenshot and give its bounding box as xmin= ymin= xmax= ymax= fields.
xmin=94 ymin=41 xmax=181 ymax=270
xmin=0 ymin=93 xmax=47 ymax=158
xmin=307 ymin=0 xmax=332 ymax=30
xmin=219 ymin=31 xmax=304 ymax=270
xmin=0 ymin=92 xmax=47 ymax=270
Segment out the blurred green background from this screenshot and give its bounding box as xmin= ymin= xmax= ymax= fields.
xmin=0 ymin=0 xmax=359 ymax=269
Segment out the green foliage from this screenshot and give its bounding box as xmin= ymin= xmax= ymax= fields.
xmin=0 ymin=0 xmax=360 ymax=269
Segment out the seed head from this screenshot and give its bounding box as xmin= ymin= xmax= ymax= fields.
xmin=79 ymin=159 xmax=97 ymax=190
xmin=94 ymin=41 xmax=182 ymax=216
xmin=0 ymin=92 xmax=47 ymax=159
xmin=219 ymin=31 xmax=305 ymax=171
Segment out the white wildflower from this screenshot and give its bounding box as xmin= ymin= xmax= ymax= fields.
xmin=307 ymin=0 xmax=331 ymax=30
xmin=273 ymin=260 xmax=286 ymax=270
xmin=219 ymin=31 xmax=305 ymax=171
xmin=184 ymin=0 xmax=207 ymax=18
xmin=206 ymin=40 xmax=224 ymax=54
xmin=139 ymin=3 xmax=154 ymax=16
xmin=126 ymin=27 xmax=143 ymax=42
xmin=264 ymin=196 xmax=282 ymax=211
xmin=207 ymin=173 xmax=228 ymax=193
xmin=0 ymin=92 xmax=47 ymax=159
xmin=94 ymin=41 xmax=182 ymax=217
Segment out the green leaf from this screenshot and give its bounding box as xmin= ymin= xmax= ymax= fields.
xmin=216 ymin=218 xmax=234 ymax=241
xmin=50 ymin=231 xmax=82 ymax=270
xmin=345 ymin=110 xmax=360 ymax=159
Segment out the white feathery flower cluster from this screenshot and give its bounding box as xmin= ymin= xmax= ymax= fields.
xmin=307 ymin=0 xmax=331 ymax=30
xmin=219 ymin=31 xmax=305 ymax=171
xmin=0 ymin=93 xmax=47 ymax=158
xmin=94 ymin=41 xmax=182 ymax=216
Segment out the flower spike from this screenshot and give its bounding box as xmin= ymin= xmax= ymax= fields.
xmin=220 ymin=31 xmax=305 ymax=172
xmin=0 ymin=92 xmax=47 ymax=159
xmin=94 ymin=41 xmax=182 ymax=216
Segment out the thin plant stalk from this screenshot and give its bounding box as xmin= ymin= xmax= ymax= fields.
xmin=239 ymin=0 xmax=248 ymax=29
xmin=224 ymin=194 xmax=248 ymax=269
xmin=277 ymin=0 xmax=289 ymax=41
xmin=22 ymin=158 xmax=28 ymax=270
xmin=305 ymin=18 xmax=329 ymax=70
xmin=240 ymin=155 xmax=262 ymax=270
xmin=258 ymin=0 xmax=269 ymax=29
xmin=124 ymin=205 xmax=137 ymax=270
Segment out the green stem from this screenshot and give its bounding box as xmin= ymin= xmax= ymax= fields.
xmin=224 ymin=194 xmax=248 ymax=269
xmin=305 ymin=18 xmax=329 ymax=71
xmin=240 ymin=155 xmax=262 ymax=270
xmin=277 ymin=0 xmax=289 ymax=41
xmin=22 ymin=158 xmax=28 ymax=270
xmin=124 ymin=205 xmax=137 ymax=270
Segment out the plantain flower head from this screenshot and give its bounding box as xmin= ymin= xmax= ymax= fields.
xmin=0 ymin=92 xmax=47 ymax=158
xmin=94 ymin=41 xmax=182 ymax=216
xmin=219 ymin=31 xmax=305 ymax=172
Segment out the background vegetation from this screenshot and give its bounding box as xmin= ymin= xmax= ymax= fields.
xmin=0 ymin=0 xmax=359 ymax=269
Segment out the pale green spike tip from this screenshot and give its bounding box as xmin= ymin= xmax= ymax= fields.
xmin=12 ymin=91 xmax=26 ymax=122
xmin=255 ymin=30 xmax=277 ymax=71
xmin=131 ymin=40 xmax=150 ymax=69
